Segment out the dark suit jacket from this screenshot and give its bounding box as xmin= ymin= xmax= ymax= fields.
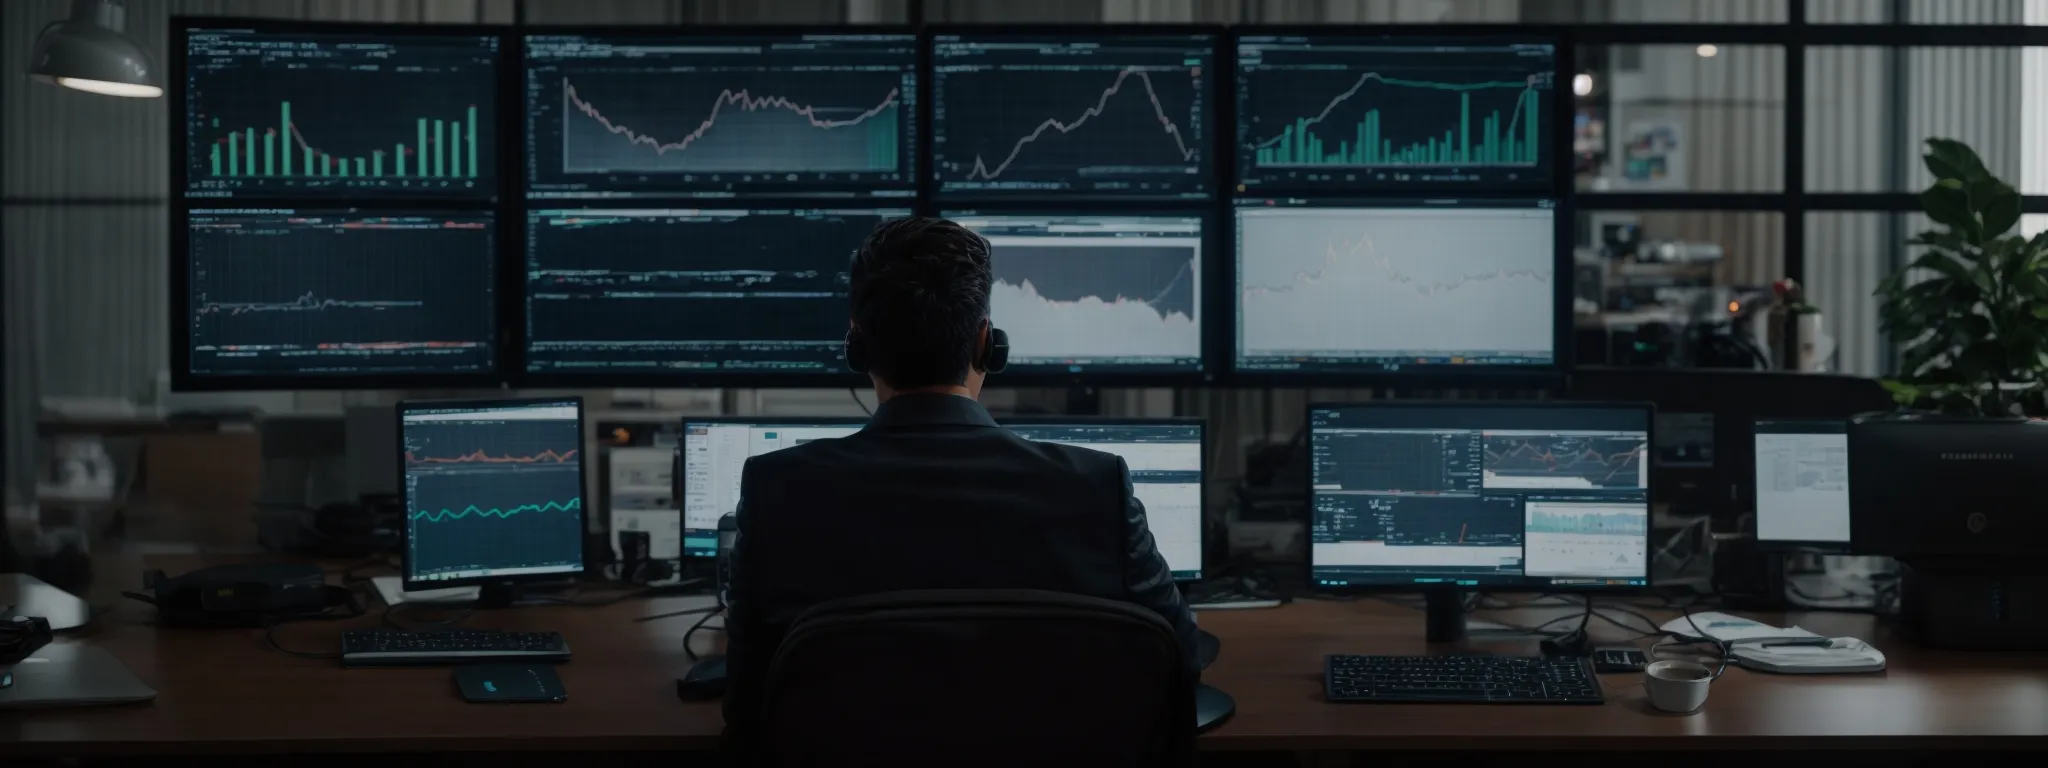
xmin=722 ymin=393 xmax=1200 ymax=738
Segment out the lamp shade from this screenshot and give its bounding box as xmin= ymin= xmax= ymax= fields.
xmin=28 ymin=0 xmax=161 ymax=98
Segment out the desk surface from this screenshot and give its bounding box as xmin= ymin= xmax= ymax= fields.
xmin=10 ymin=565 xmax=2048 ymax=755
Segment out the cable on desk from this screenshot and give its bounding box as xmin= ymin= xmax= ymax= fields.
xmin=684 ymin=607 xmax=726 ymax=662
xmin=261 ymin=597 xmax=370 ymax=661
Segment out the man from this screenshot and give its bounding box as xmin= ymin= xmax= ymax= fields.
xmin=722 ymin=216 xmax=1199 ymax=736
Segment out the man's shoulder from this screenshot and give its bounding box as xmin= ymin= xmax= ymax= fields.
xmin=1014 ymin=437 xmax=1126 ymax=479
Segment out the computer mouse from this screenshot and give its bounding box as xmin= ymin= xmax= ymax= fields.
xmin=675 ymin=656 xmax=728 ymax=700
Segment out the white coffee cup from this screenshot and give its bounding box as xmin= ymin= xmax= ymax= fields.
xmin=1642 ymin=660 xmax=1714 ymax=713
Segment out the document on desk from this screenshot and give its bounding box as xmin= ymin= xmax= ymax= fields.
xmin=371 ymin=575 xmax=479 ymax=606
xmin=1658 ymin=611 xmax=1823 ymax=644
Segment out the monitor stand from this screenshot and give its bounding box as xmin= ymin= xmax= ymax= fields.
xmin=474 ymin=582 xmax=523 ymax=609
xmin=1423 ymin=588 xmax=1469 ymax=643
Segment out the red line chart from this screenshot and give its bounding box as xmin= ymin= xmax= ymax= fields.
xmin=562 ymin=77 xmax=899 ymax=158
xmin=964 ymin=67 xmax=1196 ymax=180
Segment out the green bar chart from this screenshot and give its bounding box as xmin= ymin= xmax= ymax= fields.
xmin=1255 ymin=77 xmax=1541 ymax=169
xmin=201 ymin=100 xmax=481 ymax=182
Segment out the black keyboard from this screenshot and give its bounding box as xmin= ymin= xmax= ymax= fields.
xmin=340 ymin=629 xmax=570 ymax=667
xmin=1325 ymin=654 xmax=1604 ymax=704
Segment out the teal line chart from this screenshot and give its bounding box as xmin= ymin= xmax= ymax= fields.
xmin=411 ymin=497 xmax=581 ymax=522
xmin=1253 ymin=72 xmax=1541 ymax=168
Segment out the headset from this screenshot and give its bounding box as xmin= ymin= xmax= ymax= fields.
xmin=845 ymin=325 xmax=1009 ymax=376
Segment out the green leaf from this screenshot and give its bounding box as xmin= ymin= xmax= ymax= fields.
xmin=1978 ymin=179 xmax=2023 ymax=238
xmin=1879 ymin=379 xmax=1921 ymax=407
xmin=1906 ymin=250 xmax=1974 ymax=285
xmin=1922 ymin=182 xmax=1979 ymax=239
xmin=1926 ymin=138 xmax=1991 ymax=181
xmin=2034 ymin=305 xmax=2048 ymax=320
xmin=1908 ymin=229 xmax=1968 ymax=252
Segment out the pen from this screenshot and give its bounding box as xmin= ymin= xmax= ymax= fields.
xmin=1761 ymin=638 xmax=1833 ymax=648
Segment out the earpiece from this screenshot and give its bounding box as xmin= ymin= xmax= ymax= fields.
xmin=844 ymin=326 xmax=1006 ymax=375
xmin=979 ymin=327 xmax=1010 ymax=374
xmin=844 ymin=330 xmax=868 ymax=374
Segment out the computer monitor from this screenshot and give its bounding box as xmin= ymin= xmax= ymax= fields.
xmin=678 ymin=418 xmax=868 ymax=557
xmin=522 ymin=31 xmax=917 ymax=200
xmin=176 ymin=22 xmax=500 ymax=201
xmin=522 ymin=207 xmax=909 ymax=381
xmin=1001 ymin=419 xmax=1206 ymax=581
xmin=1233 ymin=198 xmax=1560 ymax=377
xmin=399 ymin=398 xmax=588 ymax=605
xmin=1308 ymin=402 xmax=1652 ymax=639
xmin=174 ymin=208 xmax=500 ymax=390
xmin=947 ymin=212 xmax=1206 ymax=378
xmin=930 ymin=30 xmax=1216 ymax=200
xmin=1233 ymin=34 xmax=1558 ymax=192
xmin=1752 ymin=419 xmax=1851 ymax=550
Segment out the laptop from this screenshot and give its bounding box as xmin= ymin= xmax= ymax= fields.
xmin=0 ymin=643 xmax=156 ymax=709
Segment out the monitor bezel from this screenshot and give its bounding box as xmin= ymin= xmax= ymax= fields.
xmin=924 ymin=24 xmax=1224 ymax=204
xmin=1227 ymin=196 xmax=1571 ymax=388
xmin=169 ymin=17 xmax=516 ymax=392
xmin=997 ymin=415 xmax=1210 ymax=582
xmin=939 ymin=206 xmax=1222 ymax=387
xmin=1748 ymin=417 xmax=1853 ymax=553
xmin=1303 ymin=399 xmax=1656 ymax=595
xmin=397 ymin=395 xmax=591 ymax=592
xmin=514 ymin=24 xmax=923 ymax=203
xmin=675 ymin=416 xmax=873 ymax=558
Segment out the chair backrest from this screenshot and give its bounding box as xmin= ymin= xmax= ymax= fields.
xmin=759 ymin=588 xmax=1196 ymax=765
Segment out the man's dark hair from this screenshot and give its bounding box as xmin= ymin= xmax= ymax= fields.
xmin=849 ymin=216 xmax=993 ymax=390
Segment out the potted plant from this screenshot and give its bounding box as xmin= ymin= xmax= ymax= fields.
xmin=1875 ymin=138 xmax=2048 ymax=417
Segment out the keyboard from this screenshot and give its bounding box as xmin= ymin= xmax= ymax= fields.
xmin=1325 ymin=654 xmax=1604 ymax=704
xmin=340 ymin=629 xmax=570 ymax=667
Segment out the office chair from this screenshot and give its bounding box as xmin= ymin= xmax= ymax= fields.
xmin=759 ymin=589 xmax=1198 ymax=765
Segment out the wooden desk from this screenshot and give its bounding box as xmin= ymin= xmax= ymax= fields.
xmin=10 ymin=586 xmax=2048 ymax=755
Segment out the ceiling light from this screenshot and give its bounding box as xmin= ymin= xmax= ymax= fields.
xmin=1696 ymin=44 xmax=1721 ymax=58
xmin=29 ymin=0 xmax=161 ymax=99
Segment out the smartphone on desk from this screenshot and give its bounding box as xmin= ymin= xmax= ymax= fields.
xmin=454 ymin=664 xmax=566 ymax=703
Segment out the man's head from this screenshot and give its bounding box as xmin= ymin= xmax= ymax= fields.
xmin=848 ymin=216 xmax=996 ymax=398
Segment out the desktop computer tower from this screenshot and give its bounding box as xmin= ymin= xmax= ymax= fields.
xmin=1897 ymin=560 xmax=2048 ymax=651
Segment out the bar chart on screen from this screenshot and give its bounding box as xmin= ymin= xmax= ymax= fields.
xmin=181 ymin=28 xmax=498 ymax=198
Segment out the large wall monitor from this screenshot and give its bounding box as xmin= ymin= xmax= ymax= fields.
xmin=931 ymin=31 xmax=1215 ymax=200
xmin=179 ymin=25 xmax=500 ymax=200
xmin=523 ymin=207 xmax=906 ymax=379
xmin=1233 ymin=198 xmax=1560 ymax=376
xmin=949 ymin=212 xmax=1205 ymax=377
xmin=523 ymin=32 xmax=918 ymax=200
xmin=176 ymin=208 xmax=499 ymax=388
xmin=1308 ymin=403 xmax=1652 ymax=591
xmin=1235 ymin=35 xmax=1557 ymax=193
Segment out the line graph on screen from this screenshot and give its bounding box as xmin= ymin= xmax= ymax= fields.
xmin=1235 ymin=207 xmax=1553 ymax=360
xmin=962 ymin=67 xmax=1196 ymax=181
xmin=559 ymin=77 xmax=902 ymax=174
xmin=989 ymin=242 xmax=1200 ymax=363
